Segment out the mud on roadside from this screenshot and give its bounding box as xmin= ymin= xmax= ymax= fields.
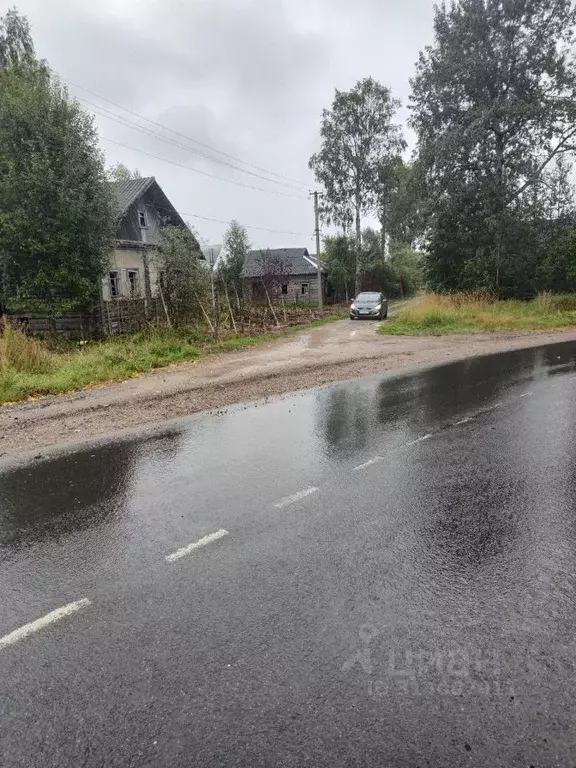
xmin=2 ymin=321 xmax=576 ymax=460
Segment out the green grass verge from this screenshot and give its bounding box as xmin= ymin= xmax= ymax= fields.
xmin=0 ymin=314 xmax=345 ymax=405
xmin=380 ymin=293 xmax=576 ymax=336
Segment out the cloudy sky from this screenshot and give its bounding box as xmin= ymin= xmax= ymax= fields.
xmin=15 ymin=0 xmax=435 ymax=249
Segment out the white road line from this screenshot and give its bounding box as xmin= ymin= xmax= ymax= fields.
xmin=353 ymin=456 xmax=385 ymax=471
xmin=166 ymin=529 xmax=229 ymax=563
xmin=0 ymin=599 xmax=91 ymax=650
xmin=406 ymin=434 xmax=433 ymax=447
xmin=520 ymin=392 xmax=533 ymax=398
xmin=455 ymin=417 xmax=473 ymax=426
xmin=274 ymin=487 xmax=318 ymax=509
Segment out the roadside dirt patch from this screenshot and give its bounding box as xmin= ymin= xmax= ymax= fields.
xmin=2 ymin=319 xmax=576 ymax=459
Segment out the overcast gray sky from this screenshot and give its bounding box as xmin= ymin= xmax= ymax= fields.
xmin=15 ymin=0 xmax=435 ymax=249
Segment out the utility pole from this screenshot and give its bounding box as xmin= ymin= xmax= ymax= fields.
xmin=313 ymin=191 xmax=323 ymax=312
xmin=208 ymin=247 xmax=219 ymax=342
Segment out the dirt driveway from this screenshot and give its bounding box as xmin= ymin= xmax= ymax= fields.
xmin=2 ymin=318 xmax=576 ymax=459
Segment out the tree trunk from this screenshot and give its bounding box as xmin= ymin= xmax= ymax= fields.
xmin=354 ymin=192 xmax=362 ymax=296
xmin=263 ymin=283 xmax=280 ymax=327
xmin=157 ymin=276 xmax=171 ymax=328
xmin=194 ymin=289 xmax=213 ymax=332
xmin=221 ymin=277 xmax=237 ymax=332
xmin=380 ymin=187 xmax=387 ymax=260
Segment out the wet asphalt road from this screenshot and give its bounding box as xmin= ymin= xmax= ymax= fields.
xmin=2 ymin=342 xmax=576 ymax=767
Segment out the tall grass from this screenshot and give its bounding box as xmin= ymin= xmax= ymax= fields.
xmin=382 ymin=293 xmax=576 ymax=336
xmin=0 ymin=321 xmax=52 ymax=373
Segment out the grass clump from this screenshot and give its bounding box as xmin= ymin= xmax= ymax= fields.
xmin=0 ymin=321 xmax=53 ymax=373
xmin=381 ymin=292 xmax=576 ymax=336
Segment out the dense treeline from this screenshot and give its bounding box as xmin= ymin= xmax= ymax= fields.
xmin=310 ymin=0 xmax=576 ymax=299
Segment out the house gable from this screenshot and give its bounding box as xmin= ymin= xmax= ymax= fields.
xmin=112 ymin=177 xmax=188 ymax=246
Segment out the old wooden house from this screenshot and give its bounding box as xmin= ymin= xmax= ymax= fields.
xmin=105 ymin=176 xmax=196 ymax=301
xmin=241 ymin=248 xmax=327 ymax=303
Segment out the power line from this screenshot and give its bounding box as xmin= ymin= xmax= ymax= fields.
xmin=55 ymin=72 xmax=311 ymax=191
xmin=76 ymin=94 xmax=309 ymax=193
xmin=100 ymin=136 xmax=308 ymax=199
xmin=179 ymin=210 xmax=312 ymax=238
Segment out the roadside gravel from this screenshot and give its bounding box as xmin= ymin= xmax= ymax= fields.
xmin=2 ymin=318 xmax=576 ymax=460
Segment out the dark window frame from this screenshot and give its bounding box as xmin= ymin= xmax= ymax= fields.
xmin=126 ymin=268 xmax=140 ymax=296
xmin=109 ymin=270 xmax=120 ymax=298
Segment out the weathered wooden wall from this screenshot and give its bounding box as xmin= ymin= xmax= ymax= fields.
xmin=243 ymin=274 xmax=326 ymax=304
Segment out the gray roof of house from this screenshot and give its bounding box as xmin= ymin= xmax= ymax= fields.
xmin=111 ymin=177 xmax=156 ymax=213
xmin=241 ymin=248 xmax=326 ymax=278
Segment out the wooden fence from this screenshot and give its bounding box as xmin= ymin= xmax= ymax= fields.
xmin=7 ymin=298 xmax=167 ymax=339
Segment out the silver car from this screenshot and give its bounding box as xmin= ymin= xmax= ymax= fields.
xmin=349 ymin=292 xmax=388 ymax=320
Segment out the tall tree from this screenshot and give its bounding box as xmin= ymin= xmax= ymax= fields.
xmin=310 ymin=78 xmax=404 ymax=294
xmin=218 ymin=220 xmax=250 ymax=299
xmin=0 ymin=9 xmax=117 ymax=323
xmin=411 ymin=0 xmax=576 ymax=295
xmin=0 ymin=6 xmax=34 ymax=69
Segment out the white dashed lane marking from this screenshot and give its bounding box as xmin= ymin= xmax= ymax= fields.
xmin=406 ymin=434 xmax=433 ymax=447
xmin=353 ymin=456 xmax=385 ymax=471
xmin=166 ymin=529 xmax=230 ymax=563
xmin=274 ymin=487 xmax=319 ymax=509
xmin=0 ymin=599 xmax=91 ymax=650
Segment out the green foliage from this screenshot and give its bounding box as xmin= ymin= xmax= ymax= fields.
xmin=411 ymin=0 xmax=576 ymax=297
xmin=323 ymin=235 xmax=356 ymax=301
xmin=217 ymin=219 xmax=250 ymax=296
xmin=107 ymin=163 xmax=142 ymax=182
xmin=156 ymin=225 xmax=207 ymax=327
xmin=390 ymin=246 xmax=423 ymax=297
xmin=538 ymin=228 xmax=576 ymax=293
xmin=309 ymin=78 xmax=404 ymax=294
xmin=0 ymin=7 xmax=34 ymax=69
xmin=323 ymin=231 xmax=422 ymax=300
xmin=0 ymin=9 xmax=117 ymax=321
xmin=385 ymin=159 xmax=425 ymax=248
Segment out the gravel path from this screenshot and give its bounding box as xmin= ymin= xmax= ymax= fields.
xmin=2 ymin=319 xmax=576 ymax=460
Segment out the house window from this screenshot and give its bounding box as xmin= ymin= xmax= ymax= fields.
xmin=301 ymin=283 xmax=309 ymax=295
xmin=138 ymin=210 xmax=147 ymax=228
xmin=109 ymin=271 xmax=120 ymax=298
xmin=281 ymin=284 xmax=288 ymax=295
xmin=126 ymin=269 xmax=140 ymax=296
